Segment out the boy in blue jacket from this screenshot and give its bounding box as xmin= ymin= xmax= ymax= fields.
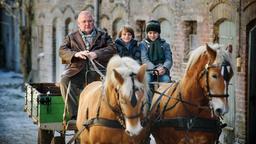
xmin=140 ymin=20 xmax=173 ymax=82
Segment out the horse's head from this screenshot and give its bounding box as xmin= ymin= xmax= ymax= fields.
xmin=186 ymin=44 xmax=233 ymax=117
xmin=105 ymin=56 xmax=148 ymax=136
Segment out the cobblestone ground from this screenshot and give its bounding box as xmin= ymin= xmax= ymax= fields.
xmin=0 ymin=70 xmax=37 ymax=144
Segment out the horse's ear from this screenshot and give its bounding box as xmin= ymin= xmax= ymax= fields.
xmin=137 ymin=64 xmax=147 ymax=83
xmin=206 ymin=43 xmax=216 ymax=63
xmin=113 ymin=69 xmax=124 ymax=85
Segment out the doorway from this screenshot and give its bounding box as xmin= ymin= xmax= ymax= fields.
xmin=218 ymin=20 xmax=236 ymax=143
xmin=247 ymin=22 xmax=256 ymax=144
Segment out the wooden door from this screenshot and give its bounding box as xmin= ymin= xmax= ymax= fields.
xmin=218 ymin=20 xmax=236 ymax=143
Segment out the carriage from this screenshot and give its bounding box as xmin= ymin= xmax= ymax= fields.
xmin=24 ymin=82 xmax=74 ymax=143
xmin=24 ymin=44 xmax=233 ymax=144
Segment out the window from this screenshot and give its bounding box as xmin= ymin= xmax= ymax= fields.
xmin=52 ymin=20 xmax=57 ymax=81
xmin=39 ymin=25 xmax=44 ymax=48
xmin=135 ymin=20 xmax=146 ymax=41
xmin=183 ymin=21 xmax=197 ymax=62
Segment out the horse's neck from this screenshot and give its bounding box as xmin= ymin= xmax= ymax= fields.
xmin=177 ymin=76 xmax=211 ymax=117
xmin=180 ymin=60 xmax=207 ymax=104
xmin=180 ymin=74 xmax=204 ymax=99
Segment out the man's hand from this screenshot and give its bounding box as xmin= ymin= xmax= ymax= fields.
xmin=74 ymin=51 xmax=97 ymax=60
xmin=86 ymin=52 xmax=97 ymax=60
xmin=74 ymin=50 xmax=89 ymax=60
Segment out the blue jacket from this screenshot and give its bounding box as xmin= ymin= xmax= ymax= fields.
xmin=115 ymin=38 xmax=141 ymax=64
xmin=139 ymin=38 xmax=172 ymax=71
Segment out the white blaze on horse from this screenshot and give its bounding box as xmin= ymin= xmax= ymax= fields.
xmin=150 ymin=44 xmax=233 ymax=144
xmin=76 ymin=55 xmax=149 ymax=144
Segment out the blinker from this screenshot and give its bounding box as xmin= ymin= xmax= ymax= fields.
xmin=130 ymin=73 xmax=137 ymax=107
xmin=131 ymin=92 xmax=137 ymax=107
xmin=221 ymin=63 xmax=231 ymax=81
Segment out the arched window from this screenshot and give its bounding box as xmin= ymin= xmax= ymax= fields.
xmin=112 ymin=18 xmax=125 ymax=40
xmin=65 ymin=18 xmax=72 ymax=35
xmin=65 ymin=17 xmax=75 ymax=36
xmin=160 ymin=19 xmax=172 ymax=44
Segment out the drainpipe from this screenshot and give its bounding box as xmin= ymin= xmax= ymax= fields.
xmin=236 ymin=0 xmax=241 ymax=72
xmin=94 ymin=0 xmax=99 ymax=27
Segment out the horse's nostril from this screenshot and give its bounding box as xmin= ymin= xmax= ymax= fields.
xmin=215 ymin=108 xmax=223 ymax=115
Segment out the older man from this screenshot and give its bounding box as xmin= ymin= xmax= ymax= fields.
xmin=59 ymin=10 xmax=116 ymax=120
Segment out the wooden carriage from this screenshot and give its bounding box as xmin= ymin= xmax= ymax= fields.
xmin=24 ymin=82 xmax=73 ymax=144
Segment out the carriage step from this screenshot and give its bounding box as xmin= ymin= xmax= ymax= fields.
xmin=67 ymin=120 xmax=78 ymax=130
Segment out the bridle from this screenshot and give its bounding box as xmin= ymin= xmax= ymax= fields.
xmin=108 ymin=72 xmax=146 ymax=128
xmin=200 ymin=63 xmax=232 ymax=99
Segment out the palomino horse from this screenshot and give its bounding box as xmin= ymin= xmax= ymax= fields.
xmin=76 ymin=55 xmax=149 ymax=144
xmin=150 ymin=44 xmax=233 ymax=144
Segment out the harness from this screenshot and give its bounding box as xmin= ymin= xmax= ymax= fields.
xmin=67 ymin=61 xmax=148 ymax=144
xmin=151 ymin=83 xmax=222 ymax=133
xmin=154 ymin=117 xmax=222 ymax=133
xmin=150 ymin=62 xmax=232 ymax=142
xmin=83 ymin=72 xmax=144 ymax=130
xmin=84 ymin=117 xmax=123 ymax=129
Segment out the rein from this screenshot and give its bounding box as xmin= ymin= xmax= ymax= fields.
xmin=153 ymin=91 xmax=210 ymax=109
xmin=89 ymin=59 xmax=106 ymax=80
xmin=150 ymin=82 xmax=176 ymax=113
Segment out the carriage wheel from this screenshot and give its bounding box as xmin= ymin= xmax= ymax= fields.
xmin=37 ymin=128 xmax=54 ymax=144
xmin=50 ymin=136 xmax=65 ymax=144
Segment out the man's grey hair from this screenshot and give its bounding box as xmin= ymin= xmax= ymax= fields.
xmin=77 ymin=10 xmax=95 ymax=22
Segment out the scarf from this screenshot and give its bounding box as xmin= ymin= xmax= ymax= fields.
xmin=146 ymin=38 xmax=164 ymax=65
xmin=81 ymin=29 xmax=96 ymax=49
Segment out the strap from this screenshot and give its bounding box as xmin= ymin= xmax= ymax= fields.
xmin=84 ymin=118 xmax=124 ymax=129
xmin=89 ymin=59 xmax=105 ymax=80
xmin=62 ymin=81 xmax=71 ymax=132
xmin=150 ymin=82 xmax=175 ymax=112
xmin=154 ymin=117 xmax=221 ymax=133
xmin=67 ymin=126 xmax=86 ymax=144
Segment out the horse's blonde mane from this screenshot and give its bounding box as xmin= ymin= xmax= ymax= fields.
xmin=186 ymin=45 xmax=206 ymax=72
xmin=104 ymin=55 xmax=148 ymax=98
xmin=185 ymin=44 xmax=233 ymax=73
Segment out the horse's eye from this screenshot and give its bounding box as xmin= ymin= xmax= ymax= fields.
xmin=212 ymin=74 xmax=218 ymax=79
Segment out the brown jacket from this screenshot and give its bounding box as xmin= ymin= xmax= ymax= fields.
xmin=59 ymin=28 xmax=116 ymax=77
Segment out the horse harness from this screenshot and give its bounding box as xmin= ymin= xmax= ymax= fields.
xmin=83 ymin=72 xmax=145 ymax=130
xmin=151 ymin=63 xmax=231 ymax=140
